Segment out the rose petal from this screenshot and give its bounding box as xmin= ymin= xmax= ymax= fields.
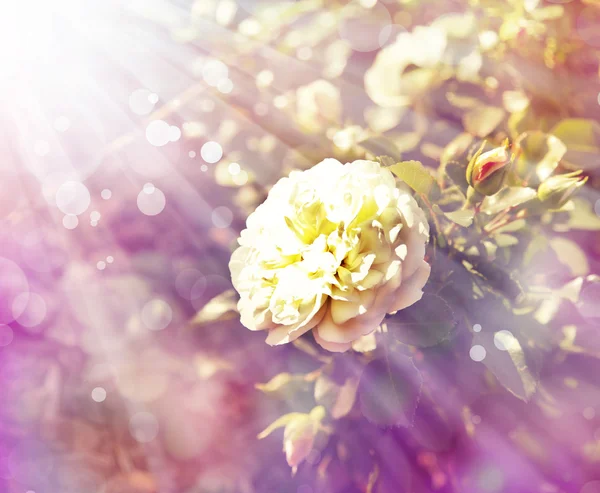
xmin=391 ymin=261 xmax=431 ymax=312
xmin=330 ymin=289 xmax=376 ymax=325
xmin=312 ymin=327 xmax=353 ymax=352
xmin=265 ymin=298 xmax=327 ymax=346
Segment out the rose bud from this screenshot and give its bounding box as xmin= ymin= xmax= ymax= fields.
xmin=537 ymin=170 xmax=588 ymax=209
xmin=466 ymin=142 xmax=512 ymax=196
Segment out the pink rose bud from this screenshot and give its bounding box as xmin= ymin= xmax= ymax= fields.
xmin=466 ymin=142 xmax=512 ymax=196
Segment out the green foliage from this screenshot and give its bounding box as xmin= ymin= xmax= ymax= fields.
xmin=358 ymin=353 xmax=423 ymax=427
xmin=388 ymin=160 xmax=440 ymax=198
xmin=463 ymin=105 xmax=505 ymax=138
xmin=514 ymin=131 xmax=566 ymax=185
xmin=551 ymin=118 xmax=600 ymax=170
xmin=473 ymin=330 xmax=537 ymax=401
xmin=191 ymin=289 xmax=239 ymax=327
xmin=479 ymin=186 xmax=537 ymax=215
xmin=358 ymin=137 xmax=403 ymax=162
xmin=314 ymin=373 xmax=359 ymax=419
xmin=385 ymin=294 xmax=456 ymax=347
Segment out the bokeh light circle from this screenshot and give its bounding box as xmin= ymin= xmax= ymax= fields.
xmin=191 ymin=275 xmax=231 ymax=311
xmin=141 ymin=298 xmax=172 ymax=331
xmin=493 ymin=330 xmax=518 ymax=351
xmin=579 ymin=282 xmax=600 ymax=325
xmin=137 ymin=185 xmax=166 ymax=216
xmin=169 ymin=125 xmax=182 ymax=142
xmin=218 ymin=79 xmax=234 ymax=94
xmin=12 ymin=292 xmax=47 ymax=328
xmin=91 ymin=387 xmax=107 ymax=402
xmin=129 ymin=88 xmax=157 ymax=115
xmin=55 ymin=181 xmax=91 ymax=216
xmin=378 ymin=23 xmax=407 ymax=47
xmin=228 ymin=162 xmax=241 ymax=175
xmin=146 ymin=120 xmax=171 ymax=147
xmin=338 ymin=1 xmax=392 ymax=52
xmin=175 ymin=269 xmax=206 ymax=301
xmin=470 ymin=345 xmax=486 ymax=361
xmin=201 ymin=141 xmax=223 ymax=163
xmin=202 ymin=59 xmax=229 ymax=87
xmin=62 ymin=215 xmax=79 ymax=230
xmin=0 ymin=258 xmax=29 ymax=324
xmin=212 ymin=206 xmax=233 ymax=229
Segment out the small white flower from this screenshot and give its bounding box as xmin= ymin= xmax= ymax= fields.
xmin=295 ymin=79 xmax=342 ymax=132
xmin=230 ymin=159 xmax=430 ymax=352
xmin=365 ymin=16 xmax=482 ymax=108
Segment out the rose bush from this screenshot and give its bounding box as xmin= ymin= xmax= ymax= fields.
xmin=229 ymin=159 xmax=430 ymax=352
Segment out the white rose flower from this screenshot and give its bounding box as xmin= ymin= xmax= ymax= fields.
xmin=365 ymin=17 xmax=482 ymax=108
xmin=229 ymin=159 xmax=430 ymax=352
xmin=295 ymin=79 xmax=342 ymax=132
xmin=365 ymin=25 xmax=446 ymax=108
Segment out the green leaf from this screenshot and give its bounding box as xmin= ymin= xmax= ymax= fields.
xmin=463 ymin=105 xmax=505 ymax=138
xmin=377 ymin=155 xmax=396 ymax=168
xmin=494 ymin=233 xmax=519 ymax=247
xmin=492 ymin=218 xmax=526 ymax=234
xmin=358 ymin=136 xmax=403 ymax=162
xmin=314 ymin=375 xmax=359 ymax=419
xmin=441 ymin=160 xmax=470 ymax=192
xmin=386 ymin=294 xmax=456 ymax=347
xmin=473 ymin=331 xmax=537 ymax=401
xmin=560 ymin=198 xmax=600 ymax=231
xmin=393 ymin=132 xmax=422 ymax=154
xmin=523 ymin=235 xmax=549 ymax=265
xmin=358 ymin=352 xmax=423 ymax=427
xmin=480 ymin=187 xmax=537 ymax=215
xmin=551 ymin=118 xmax=600 ymax=170
xmin=441 ymin=133 xmax=474 ymax=166
xmin=364 ymin=106 xmax=406 ymax=133
xmin=191 ymin=289 xmax=238 ymax=326
xmin=457 ymin=251 xmax=524 ymax=300
xmin=256 ymin=372 xmax=313 ymax=397
xmin=530 ymin=5 xmax=564 ymax=20
xmin=502 ymin=90 xmax=530 ymax=113
xmin=439 ymin=133 xmax=473 ymax=191
xmin=388 ymin=160 xmax=438 ymax=197
xmin=400 ymin=67 xmax=438 ymax=98
xmin=443 ymin=209 xmax=475 ymax=228
xmin=514 ymin=131 xmax=566 ymax=185
xmin=258 ymin=406 xmax=326 ymax=471
xmin=257 ymin=412 xmax=307 ymax=439
xmin=549 ymin=237 xmax=589 ymax=276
